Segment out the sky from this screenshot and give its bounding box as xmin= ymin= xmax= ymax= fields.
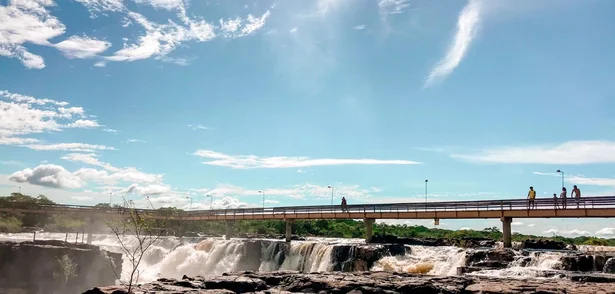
xmin=1 ymin=0 xmax=615 ymax=238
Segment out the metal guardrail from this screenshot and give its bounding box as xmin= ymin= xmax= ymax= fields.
xmin=1 ymin=196 xmax=615 ymax=218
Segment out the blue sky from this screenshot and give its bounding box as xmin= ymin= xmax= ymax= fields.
xmin=1 ymin=0 xmax=615 ymax=237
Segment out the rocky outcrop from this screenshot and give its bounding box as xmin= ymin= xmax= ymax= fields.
xmin=520 ymin=239 xmax=569 ymax=250
xmin=465 ymin=248 xmax=516 ymax=269
xmin=561 ymin=253 xmax=615 ymax=272
xmin=370 ymin=235 xmax=495 ymax=248
xmin=0 ymin=240 xmax=122 ymax=294
xmin=84 ymin=271 xmax=615 ymax=294
xmin=330 ymin=244 xmax=407 ymax=271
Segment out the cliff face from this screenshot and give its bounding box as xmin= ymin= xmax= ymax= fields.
xmin=0 ymin=240 xmax=122 ymax=294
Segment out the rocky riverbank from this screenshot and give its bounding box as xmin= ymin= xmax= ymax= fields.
xmin=0 ymin=240 xmax=122 ymax=294
xmin=84 ymin=271 xmax=615 ymax=294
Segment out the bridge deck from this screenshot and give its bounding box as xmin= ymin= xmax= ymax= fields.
xmin=1 ymin=196 xmax=615 ymax=221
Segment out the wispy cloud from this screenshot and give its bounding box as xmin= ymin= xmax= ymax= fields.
xmin=453 ymin=141 xmax=615 ymax=164
xmin=353 ymin=25 xmax=366 ymax=30
xmin=425 ymin=0 xmax=482 ymax=87
xmin=534 ymin=171 xmax=615 ymax=187
xmin=193 ymin=150 xmax=420 ymax=169
xmin=127 ymin=139 xmax=146 ymax=143
xmin=188 ymin=124 xmax=213 ymax=131
xmin=378 ymin=0 xmax=410 ymax=15
xmin=25 ymin=143 xmax=115 ymax=152
xmin=102 ymin=128 xmax=117 ymax=133
xmin=54 ymin=35 xmax=111 ymax=59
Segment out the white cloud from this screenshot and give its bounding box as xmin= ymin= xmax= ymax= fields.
xmin=188 ymin=124 xmax=212 ymax=130
xmin=527 ymin=224 xmax=535 ymax=227
xmin=75 ymin=0 xmax=125 ymax=16
xmin=72 ymin=195 xmax=93 ymax=201
xmin=102 ymin=128 xmax=117 ymax=133
xmin=378 ymin=0 xmax=410 ymax=15
xmin=289 ymin=27 xmax=298 ymax=33
xmin=566 ymin=229 xmax=591 ymax=236
xmin=452 ymin=141 xmax=615 ymax=164
xmin=535 ymin=172 xmax=615 ymax=188
xmin=316 ymin=0 xmax=350 ymax=16
xmin=94 ymin=61 xmax=107 ymax=67
xmin=193 ymin=150 xmax=420 ymax=169
xmin=127 ymin=139 xmax=146 ymax=143
xmin=61 ymin=153 xmax=117 ymax=171
xmin=125 ymin=183 xmax=171 ymax=195
xmin=0 ymin=0 xmax=65 ymax=69
xmin=0 ymin=137 xmax=39 ymax=145
xmin=544 ymin=229 xmax=559 ymax=235
xmin=9 ymin=164 xmax=85 ymax=189
xmin=218 ymin=11 xmax=271 ymax=38
xmin=1 ymin=90 xmax=106 ymax=149
xmin=425 ymin=0 xmax=482 ymax=87
xmin=595 ymin=228 xmax=615 ymax=236
xmin=54 ymin=35 xmax=111 ymax=58
xmin=511 ymin=221 xmax=524 ymax=226
xmin=132 ymin=0 xmax=184 ymax=10
xmin=353 ymin=25 xmax=366 ymax=30
xmin=0 ymin=160 xmax=24 ymax=166
xmin=264 ymin=199 xmax=279 ymax=204
xmin=25 ymin=143 xmax=115 ymax=152
xmin=297 ymin=169 xmax=306 ymax=174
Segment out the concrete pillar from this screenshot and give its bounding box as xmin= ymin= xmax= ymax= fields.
xmin=365 ymin=218 xmax=375 ymax=243
xmin=86 ymin=217 xmax=94 ymax=245
xmin=285 ymin=219 xmax=294 ymax=243
xmin=225 ymin=220 xmax=234 ymax=240
xmin=502 ymin=217 xmax=512 ymax=248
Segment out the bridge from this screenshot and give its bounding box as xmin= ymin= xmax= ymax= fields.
xmin=2 ymin=196 xmax=615 ymax=247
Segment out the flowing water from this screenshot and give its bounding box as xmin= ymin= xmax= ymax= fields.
xmin=1 ymin=233 xmax=614 ymax=284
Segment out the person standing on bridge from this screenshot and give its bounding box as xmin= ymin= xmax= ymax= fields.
xmin=527 ymin=186 xmax=536 ymax=209
xmin=341 ymin=197 xmax=348 ymax=212
xmin=572 ymin=185 xmax=582 ymax=208
xmin=553 ymin=193 xmax=559 ymax=209
xmin=560 ymin=187 xmax=568 ymax=209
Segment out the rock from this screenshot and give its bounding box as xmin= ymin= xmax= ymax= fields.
xmin=604 ymin=257 xmax=615 ymax=273
xmin=0 ymin=240 xmax=122 ymax=294
xmin=330 ymin=244 xmax=406 ymax=272
xmin=520 ymin=239 xmax=568 ymax=250
xmin=561 ymin=253 xmax=615 ymax=272
xmin=456 ymin=237 xmax=496 ymax=249
xmin=84 ymin=272 xmax=615 ymax=294
xmin=465 ymin=249 xmax=516 ymax=269
xmin=370 ymin=235 xmax=495 ymax=248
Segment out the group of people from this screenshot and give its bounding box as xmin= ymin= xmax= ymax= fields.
xmin=527 ymin=185 xmax=582 ymax=209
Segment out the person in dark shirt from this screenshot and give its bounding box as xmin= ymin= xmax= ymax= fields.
xmin=341 ymin=197 xmax=348 ymax=212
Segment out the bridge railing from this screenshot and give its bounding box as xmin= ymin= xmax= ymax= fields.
xmin=182 ymin=196 xmax=615 ymax=217
xmin=2 ymin=196 xmax=615 ymax=217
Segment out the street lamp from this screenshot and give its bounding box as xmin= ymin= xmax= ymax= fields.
xmin=258 ymin=190 xmax=265 ymax=209
xmin=109 ymin=192 xmax=112 ymax=205
xmin=328 ymin=186 xmax=334 ymax=206
xmin=557 ymin=170 xmax=565 ymax=188
xmin=425 ymin=180 xmax=428 ymax=203
xmin=185 ymin=196 xmax=192 ymax=211
xmin=206 ymin=194 xmax=213 ymax=210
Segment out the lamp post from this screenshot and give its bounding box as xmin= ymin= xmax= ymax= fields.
xmin=18 ymin=186 xmax=21 ymax=194
xmin=258 ymin=190 xmax=265 ymax=209
xmin=206 ymin=194 xmax=213 ymax=210
xmin=185 ymin=196 xmax=192 ymax=211
xmin=328 ymin=186 xmax=334 ymax=206
xmin=424 ymin=180 xmax=428 ymax=202
xmin=109 ymin=192 xmax=112 ymax=205
xmin=557 ymin=169 xmax=565 ymax=188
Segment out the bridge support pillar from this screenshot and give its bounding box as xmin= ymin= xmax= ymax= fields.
xmin=225 ymin=220 xmax=234 ymax=240
xmin=86 ymin=217 xmax=94 ymax=245
xmin=365 ymin=218 xmax=375 ymax=243
xmin=285 ymin=219 xmax=294 ymax=243
xmin=502 ymin=217 xmax=512 ymax=248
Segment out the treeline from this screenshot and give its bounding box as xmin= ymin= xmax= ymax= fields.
xmin=0 ymin=194 xmax=613 ymax=246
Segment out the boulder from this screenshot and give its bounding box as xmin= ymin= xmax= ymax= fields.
xmin=520 ymin=239 xmax=568 ymax=250
xmin=465 ymin=249 xmax=516 ymax=269
xmin=561 ymin=253 xmax=615 ymax=272
xmin=330 ymin=244 xmax=406 ymax=272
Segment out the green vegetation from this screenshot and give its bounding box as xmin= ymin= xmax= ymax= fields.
xmin=1 ymin=193 xmax=614 ymax=246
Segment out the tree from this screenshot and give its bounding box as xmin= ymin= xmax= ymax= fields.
xmin=107 ymin=198 xmax=168 ymax=293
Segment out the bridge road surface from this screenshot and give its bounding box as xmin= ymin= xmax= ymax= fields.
xmin=2 ymin=196 xmax=615 ymax=247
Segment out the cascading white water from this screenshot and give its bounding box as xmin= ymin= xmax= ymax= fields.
xmin=372 ymin=246 xmax=466 ymax=275
xmin=3 ymin=233 xmax=613 ymax=284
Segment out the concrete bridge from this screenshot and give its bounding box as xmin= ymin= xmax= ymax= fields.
xmin=1 ymin=196 xmax=615 ymax=247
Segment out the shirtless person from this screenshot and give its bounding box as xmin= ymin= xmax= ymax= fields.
xmin=571 ymin=185 xmax=582 ymax=208
xmin=560 ymin=187 xmax=567 ymax=209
